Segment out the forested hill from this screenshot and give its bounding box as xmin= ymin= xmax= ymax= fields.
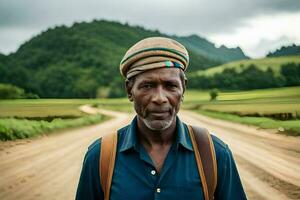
xmin=0 ymin=20 xmax=248 ymax=98
xmin=267 ymin=44 xmax=300 ymax=57
xmin=175 ymin=35 xmax=248 ymax=62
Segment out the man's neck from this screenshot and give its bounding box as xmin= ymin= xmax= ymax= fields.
xmin=136 ymin=117 xmax=177 ymax=173
xmin=136 ymin=117 xmax=177 ymax=149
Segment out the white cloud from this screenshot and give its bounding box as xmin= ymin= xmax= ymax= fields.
xmin=0 ymin=27 xmax=40 ymax=54
xmin=208 ymin=12 xmax=300 ymax=58
xmin=0 ymin=0 xmax=300 ymax=57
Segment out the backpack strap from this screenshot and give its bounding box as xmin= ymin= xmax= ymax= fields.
xmin=187 ymin=125 xmax=217 ymax=200
xmin=99 ymin=132 xmax=118 ymax=200
xmin=99 ymin=126 xmax=217 ymax=200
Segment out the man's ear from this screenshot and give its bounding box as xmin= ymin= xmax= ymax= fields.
xmin=183 ymin=78 xmax=187 ymax=94
xmin=181 ymin=79 xmax=187 ymax=102
xmin=125 ymin=79 xmax=133 ymax=102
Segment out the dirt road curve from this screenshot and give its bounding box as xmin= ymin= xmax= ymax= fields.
xmin=0 ymin=107 xmax=299 ymax=200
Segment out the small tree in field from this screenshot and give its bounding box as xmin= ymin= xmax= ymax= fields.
xmin=209 ymin=89 xmax=219 ymax=101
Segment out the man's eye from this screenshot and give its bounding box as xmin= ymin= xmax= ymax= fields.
xmin=166 ymin=84 xmax=178 ymax=89
xmin=142 ymin=84 xmax=153 ymax=89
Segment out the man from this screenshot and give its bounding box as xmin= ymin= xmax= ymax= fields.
xmin=76 ymin=37 xmax=247 ymax=200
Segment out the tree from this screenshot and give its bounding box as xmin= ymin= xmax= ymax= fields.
xmin=209 ymin=89 xmax=219 ymax=101
xmin=281 ymin=63 xmax=300 ymax=86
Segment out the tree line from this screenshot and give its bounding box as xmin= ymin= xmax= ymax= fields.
xmin=188 ymin=63 xmax=300 ymax=90
xmin=267 ymin=44 xmax=300 ymax=57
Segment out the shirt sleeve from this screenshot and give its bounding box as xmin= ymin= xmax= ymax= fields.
xmin=75 ymin=140 xmax=104 ymax=200
xmin=214 ymin=143 xmax=247 ymax=200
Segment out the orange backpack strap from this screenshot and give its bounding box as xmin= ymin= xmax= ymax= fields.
xmin=187 ymin=125 xmax=217 ymax=200
xmin=99 ymin=126 xmax=217 ymax=200
xmin=99 ymin=132 xmax=118 ymax=200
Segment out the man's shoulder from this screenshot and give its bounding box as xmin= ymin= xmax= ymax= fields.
xmin=210 ymin=134 xmax=228 ymax=152
xmin=209 ymin=133 xmax=232 ymax=162
xmin=209 ymin=133 xmax=234 ymax=169
xmin=88 ymin=139 xmax=101 ymax=152
xmin=85 ymin=139 xmax=101 ymax=163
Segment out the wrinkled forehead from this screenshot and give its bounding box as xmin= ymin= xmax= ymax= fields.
xmin=134 ymin=68 xmax=182 ymax=83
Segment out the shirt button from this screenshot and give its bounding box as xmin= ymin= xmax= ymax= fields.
xmin=151 ymin=170 xmax=156 ymax=175
xmin=156 ymin=188 xmax=161 ymax=193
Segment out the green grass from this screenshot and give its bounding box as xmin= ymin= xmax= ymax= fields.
xmin=0 ymin=114 xmax=109 ymax=141
xmin=183 ymin=86 xmax=300 ymax=135
xmin=183 ymin=87 xmax=300 ymax=115
xmin=0 ymin=98 xmax=132 ymax=141
xmin=0 ymin=98 xmax=132 ymax=118
xmin=196 ymin=110 xmax=300 ymax=136
xmin=194 ymin=56 xmax=300 ymax=77
xmin=184 ymin=87 xmax=300 ymax=111
xmin=184 ymin=86 xmax=300 ymax=102
xmin=200 ymin=103 xmax=300 ymax=116
xmin=92 ymin=100 xmax=133 ymax=112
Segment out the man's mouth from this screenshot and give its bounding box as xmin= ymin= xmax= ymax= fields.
xmin=147 ymin=110 xmax=170 ymax=119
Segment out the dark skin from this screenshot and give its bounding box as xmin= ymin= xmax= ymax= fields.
xmin=126 ymin=68 xmax=186 ymax=173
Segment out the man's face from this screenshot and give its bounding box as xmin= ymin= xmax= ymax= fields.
xmin=126 ymin=68 xmax=185 ymax=131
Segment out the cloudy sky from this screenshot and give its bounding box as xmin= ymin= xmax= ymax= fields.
xmin=0 ymin=0 xmax=300 ymax=58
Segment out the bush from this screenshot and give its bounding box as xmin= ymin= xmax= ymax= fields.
xmin=0 ymin=114 xmax=108 ymax=140
xmin=0 ymin=83 xmax=26 ymax=99
xmin=209 ymin=89 xmax=219 ymax=101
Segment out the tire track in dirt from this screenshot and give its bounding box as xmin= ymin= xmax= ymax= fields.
xmin=235 ymin=155 xmax=300 ymax=199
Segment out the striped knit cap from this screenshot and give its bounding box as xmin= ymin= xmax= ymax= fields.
xmin=120 ymin=37 xmax=189 ymax=78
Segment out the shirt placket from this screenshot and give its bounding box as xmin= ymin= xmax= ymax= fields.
xmin=139 ymin=143 xmax=178 ymax=200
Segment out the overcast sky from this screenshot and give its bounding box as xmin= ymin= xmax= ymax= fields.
xmin=0 ymin=0 xmax=300 ymax=58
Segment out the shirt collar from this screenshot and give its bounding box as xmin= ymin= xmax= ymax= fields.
xmin=119 ymin=116 xmax=139 ymax=152
xmin=176 ymin=117 xmax=193 ymax=151
xmin=119 ymin=116 xmax=193 ymax=153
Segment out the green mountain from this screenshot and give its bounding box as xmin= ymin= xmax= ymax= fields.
xmin=174 ymin=34 xmax=248 ymax=62
xmin=267 ymin=44 xmax=300 ymax=57
xmin=0 ymin=20 xmax=248 ymax=98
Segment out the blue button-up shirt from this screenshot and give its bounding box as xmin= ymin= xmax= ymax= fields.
xmin=76 ymin=116 xmax=247 ymax=200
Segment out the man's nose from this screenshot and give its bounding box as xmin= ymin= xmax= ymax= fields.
xmin=152 ymin=86 xmax=168 ymax=104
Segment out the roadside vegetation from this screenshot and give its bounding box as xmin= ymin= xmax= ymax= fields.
xmin=183 ymin=86 xmax=300 ymax=136
xmin=197 ymin=110 xmax=300 ymax=136
xmin=0 ymin=114 xmax=107 ymax=140
xmin=0 ymin=99 xmax=111 ymax=141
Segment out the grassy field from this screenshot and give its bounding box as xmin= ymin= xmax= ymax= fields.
xmin=184 ymin=86 xmax=300 ymax=135
xmin=0 ymin=99 xmax=131 ymax=118
xmin=0 ymin=86 xmax=299 ymax=139
xmin=0 ymin=99 xmax=117 ymax=140
xmin=0 ymin=114 xmax=108 ymax=140
xmin=184 ymin=87 xmax=300 ymax=115
xmin=196 ymin=110 xmax=300 ymax=136
xmin=193 ymin=55 xmax=300 ymax=77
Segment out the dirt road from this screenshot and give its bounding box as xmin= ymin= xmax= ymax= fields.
xmin=179 ymin=111 xmax=300 ymax=200
xmin=0 ymin=107 xmax=299 ymax=200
